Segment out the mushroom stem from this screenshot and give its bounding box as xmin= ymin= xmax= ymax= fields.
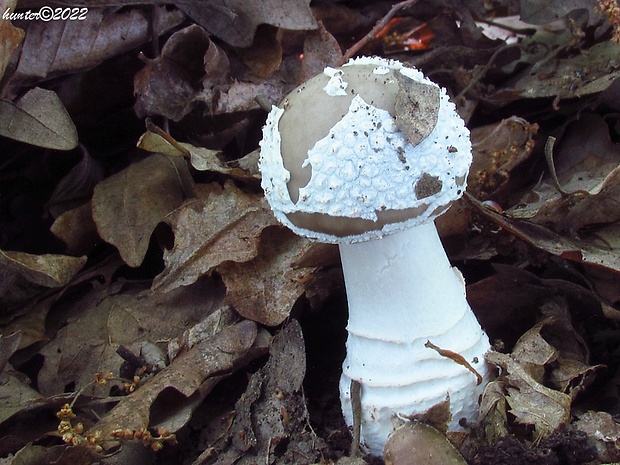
xmin=338 ymin=221 xmax=491 ymax=455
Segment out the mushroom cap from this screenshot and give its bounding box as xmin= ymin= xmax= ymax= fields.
xmin=259 ymin=56 xmax=472 ymax=243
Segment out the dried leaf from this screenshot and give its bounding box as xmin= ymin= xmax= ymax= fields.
xmin=519 ymin=0 xmax=601 ymax=25
xmin=0 ymin=250 xmax=86 ymax=312
xmin=478 ymin=381 xmax=509 ymax=442
xmin=211 ymin=321 xmax=326 ymax=464
xmin=0 ymin=332 xmax=21 ymax=373
xmin=0 ymin=87 xmax=77 ymax=150
xmin=300 ymin=20 xmax=343 ymax=82
xmin=470 ymin=195 xmax=620 ymax=273
xmin=0 ymin=1 xmax=24 ymax=81
xmin=505 ymin=41 xmax=620 ymax=100
xmin=153 ymin=182 xmax=278 ymax=293
xmin=50 ymin=201 xmax=99 ymax=256
xmin=468 ymin=117 xmax=538 ymax=198
xmin=0 ymin=372 xmax=42 ymax=425
xmin=11 ymin=6 xmax=184 ymax=85
xmin=394 ymin=73 xmax=440 ymax=146
xmin=92 ymin=154 xmax=186 ymax=267
xmin=177 ymin=0 xmax=317 ymax=47
xmin=0 ymin=249 xmax=85 ymax=289
xmin=134 ymin=24 xmax=228 ymax=121
xmin=9 ymin=443 xmax=101 ymax=465
xmin=88 ymin=319 xmax=264 ymax=443
xmin=510 ymin=320 xmax=559 ymax=382
xmin=384 ymin=422 xmax=468 ymax=465
xmin=202 ymin=79 xmax=287 ymax=114
xmin=486 ymin=350 xmax=571 ymax=438
xmin=219 ymin=227 xmax=313 ymax=326
xmin=234 ymin=26 xmax=282 ymax=78
xmin=0 ymin=335 xmax=51 ymax=429
xmin=37 ymin=278 xmax=220 ymax=396
xmin=137 ymin=127 xmax=259 ymax=181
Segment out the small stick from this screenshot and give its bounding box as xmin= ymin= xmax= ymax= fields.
xmin=350 ymin=380 xmax=362 ymax=456
xmin=424 ymin=340 xmax=483 ymax=385
xmin=454 ymin=44 xmax=514 ymax=101
xmin=337 ymin=0 xmax=420 ymax=66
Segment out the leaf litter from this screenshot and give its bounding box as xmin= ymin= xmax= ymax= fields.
xmin=1 ymin=0 xmax=620 ymax=464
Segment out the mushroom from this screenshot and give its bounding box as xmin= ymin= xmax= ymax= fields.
xmin=259 ymin=56 xmax=491 ymax=456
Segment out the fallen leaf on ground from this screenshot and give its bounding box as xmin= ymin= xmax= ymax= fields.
xmin=88 ymin=319 xmax=265 ymax=444
xmin=10 ymin=6 xmax=184 ymax=86
xmin=0 ymin=250 xmax=86 ymax=312
xmin=177 ymin=0 xmax=317 ymax=48
xmin=153 ymin=182 xmax=278 ymax=293
xmin=137 ymin=125 xmax=259 ymax=181
xmin=486 ymin=349 xmax=572 ymax=439
xmin=91 ymin=154 xmax=187 ymax=267
xmin=134 ymin=24 xmax=228 ymax=121
xmin=0 ymin=0 xmax=24 ymax=81
xmin=204 ymin=320 xmax=327 ymax=465
xmin=219 ymin=227 xmax=313 ymax=326
xmin=37 ymin=277 xmax=221 ymax=397
xmin=0 ymin=87 xmax=77 ymax=150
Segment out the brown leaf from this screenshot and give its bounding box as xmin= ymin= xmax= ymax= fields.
xmin=177 ymin=0 xmax=317 ymax=48
xmin=50 ymin=201 xmax=99 ymax=256
xmin=478 ymin=381 xmax=509 ymax=442
xmin=486 ymin=350 xmax=572 ymax=438
xmin=92 ymin=154 xmax=186 ymax=267
xmin=509 ymin=114 xmax=620 ymax=230
xmin=219 ymin=227 xmax=313 ymax=326
xmin=153 ymin=182 xmax=278 ymax=294
xmin=0 ymin=87 xmax=77 ymax=150
xmin=384 ymin=422 xmax=468 ymax=465
xmin=0 ymin=250 xmax=86 ymax=313
xmin=137 ymin=126 xmax=259 ymax=181
xmin=210 ymin=320 xmax=327 ymax=464
xmin=234 ymin=26 xmax=283 ymax=78
xmin=468 ymin=117 xmax=538 ymax=198
xmin=503 ymin=41 xmax=620 ymax=101
xmin=519 ymin=0 xmax=601 ymax=25
xmin=0 ymin=1 xmax=24 ymax=81
xmin=88 ymin=319 xmax=263 ymax=443
xmin=134 ymin=24 xmax=228 ymax=121
xmin=394 ymin=73 xmax=440 ymax=146
xmin=470 ymin=195 xmax=620 ymax=273
xmin=300 ymin=21 xmax=343 ymax=82
xmin=10 ymin=6 xmax=184 ymax=85
xmin=37 ymin=278 xmax=221 ymax=396
xmin=510 ymin=320 xmax=559 ymax=382
xmin=203 ymin=80 xmax=287 ymax=115
xmin=0 ymin=249 xmax=85 ymax=289
xmin=0 ymin=373 xmax=42 ymax=427
xmin=0 ymin=332 xmax=21 ymax=373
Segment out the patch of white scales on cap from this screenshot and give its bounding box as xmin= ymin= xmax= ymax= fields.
xmin=298 ymin=93 xmax=469 ymax=223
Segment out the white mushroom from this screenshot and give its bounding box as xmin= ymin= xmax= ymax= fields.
xmin=259 ymin=56 xmax=492 ymax=456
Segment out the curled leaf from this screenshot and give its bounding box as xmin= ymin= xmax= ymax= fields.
xmin=153 ymin=182 xmax=278 ymax=293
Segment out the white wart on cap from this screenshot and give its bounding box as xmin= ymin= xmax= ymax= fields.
xmin=259 ymin=56 xmax=472 ymax=243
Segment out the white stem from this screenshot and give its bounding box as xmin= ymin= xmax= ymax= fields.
xmin=338 ymin=221 xmax=491 ymax=456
